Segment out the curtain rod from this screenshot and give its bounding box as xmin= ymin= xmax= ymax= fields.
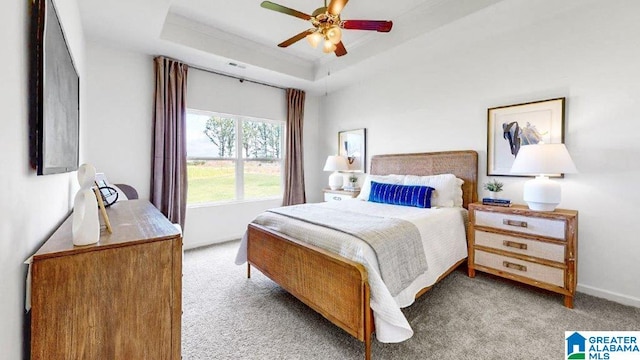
xmin=157 ymin=55 xmax=287 ymax=91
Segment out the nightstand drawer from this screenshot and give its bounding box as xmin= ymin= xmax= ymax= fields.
xmin=475 ymin=250 xmax=564 ymax=287
xmin=324 ymin=193 xmax=354 ymax=202
xmin=475 ymin=211 xmax=565 ymax=239
xmin=475 ymin=231 xmax=565 ymax=263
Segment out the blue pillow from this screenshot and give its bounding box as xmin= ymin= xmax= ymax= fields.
xmin=368 ymin=181 xmax=435 ymax=208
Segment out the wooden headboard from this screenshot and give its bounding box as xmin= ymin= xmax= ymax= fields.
xmin=369 ymin=150 xmax=478 ymax=209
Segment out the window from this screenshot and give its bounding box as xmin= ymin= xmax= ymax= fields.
xmin=186 ymin=109 xmax=284 ymax=205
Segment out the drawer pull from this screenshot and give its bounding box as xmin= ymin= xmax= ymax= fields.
xmin=503 ymin=261 xmax=527 ymax=272
xmin=333 ymin=196 xmax=342 ymax=201
xmin=503 ymin=240 xmax=528 ymax=250
xmin=503 ymin=219 xmax=528 ymax=228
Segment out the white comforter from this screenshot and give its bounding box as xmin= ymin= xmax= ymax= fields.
xmin=235 ymin=200 xmax=468 ymax=343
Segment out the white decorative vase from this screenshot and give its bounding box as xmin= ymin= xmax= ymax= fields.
xmin=488 ymin=191 xmax=497 ymax=199
xmin=72 ymin=164 xmax=100 ymax=246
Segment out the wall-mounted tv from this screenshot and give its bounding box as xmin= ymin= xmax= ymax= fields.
xmin=30 ymin=0 xmax=79 ymax=175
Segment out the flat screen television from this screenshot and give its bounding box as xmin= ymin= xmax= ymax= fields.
xmin=30 ymin=0 xmax=80 ymax=175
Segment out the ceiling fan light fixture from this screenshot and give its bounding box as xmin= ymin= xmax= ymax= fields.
xmin=326 ymin=25 xmax=342 ymax=44
xmin=306 ymin=31 xmax=323 ymax=48
xmin=260 ymin=0 xmax=393 ymax=57
xmin=322 ymin=40 xmax=337 ymax=53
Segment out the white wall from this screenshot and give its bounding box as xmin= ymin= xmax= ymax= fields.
xmin=84 ymin=41 xmax=154 ymax=199
xmin=320 ymin=0 xmax=640 ymax=307
xmin=0 ymin=0 xmax=85 ymax=358
xmin=81 ymin=48 xmax=321 ymax=249
xmin=184 ymin=69 xmax=322 ymax=248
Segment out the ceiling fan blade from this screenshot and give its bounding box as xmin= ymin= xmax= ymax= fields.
xmin=278 ymin=29 xmax=313 ymax=48
xmin=260 ymin=1 xmax=311 ymax=21
xmin=342 ymin=20 xmax=393 ymax=32
xmin=334 ymin=41 xmax=347 ymax=57
xmin=327 ymin=0 xmax=349 ymax=16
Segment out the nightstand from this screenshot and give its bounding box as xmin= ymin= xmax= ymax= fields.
xmin=467 ymin=203 xmax=578 ymax=308
xmin=323 ymin=188 xmax=360 ymax=202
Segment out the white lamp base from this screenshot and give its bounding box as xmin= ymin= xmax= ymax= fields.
xmin=328 ymin=171 xmax=343 ymax=190
xmin=523 ymin=175 xmax=561 ymax=211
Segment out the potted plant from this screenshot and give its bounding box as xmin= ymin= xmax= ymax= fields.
xmin=347 ymin=174 xmax=359 ymax=190
xmin=483 ymin=178 xmax=504 ymax=199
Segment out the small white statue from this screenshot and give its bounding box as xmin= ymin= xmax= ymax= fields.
xmin=72 ymin=164 xmax=100 ymax=246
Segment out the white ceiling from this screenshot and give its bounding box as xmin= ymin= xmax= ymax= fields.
xmin=78 ymin=0 xmax=504 ymax=94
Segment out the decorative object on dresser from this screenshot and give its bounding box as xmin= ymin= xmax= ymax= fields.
xmin=467 ymin=202 xmax=578 ymax=308
xmin=338 ymin=128 xmax=366 ymax=172
xmin=323 ymin=155 xmax=349 ymax=190
xmin=92 ymin=186 xmax=113 ymax=234
xmin=482 ymin=197 xmax=511 ymax=207
xmin=487 ymin=98 xmax=565 ymax=177
xmin=72 ymin=164 xmax=100 ymax=246
xmin=510 ymin=143 xmax=577 ymax=211
xmin=345 ymin=174 xmax=360 ymax=191
xmin=482 ymin=178 xmax=504 ymax=200
xmin=323 ymin=187 xmax=360 ymax=202
xmin=29 ymin=200 xmax=182 ymax=359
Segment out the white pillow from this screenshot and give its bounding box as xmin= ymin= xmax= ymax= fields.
xmin=357 ymin=174 xmax=405 ymax=201
xmin=403 ymin=174 xmax=464 ymax=208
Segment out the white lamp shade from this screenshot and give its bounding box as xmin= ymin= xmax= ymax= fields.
xmin=323 ymin=156 xmax=349 ymax=172
xmin=510 ymin=143 xmax=577 ymax=211
xmin=510 ymin=143 xmax=577 ymax=175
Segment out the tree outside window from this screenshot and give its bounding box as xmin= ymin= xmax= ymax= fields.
xmin=186 ymin=110 xmax=284 ymax=204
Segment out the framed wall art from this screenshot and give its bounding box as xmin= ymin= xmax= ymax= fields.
xmin=338 ymin=128 xmax=366 ymax=173
xmin=487 ymin=98 xmax=565 ymax=176
xmin=30 ymin=0 xmax=80 ymax=175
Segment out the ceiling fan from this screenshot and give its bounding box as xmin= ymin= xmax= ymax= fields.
xmin=260 ymin=0 xmax=393 ymax=57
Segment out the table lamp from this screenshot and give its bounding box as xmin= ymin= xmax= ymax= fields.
xmin=323 ymin=155 xmax=349 ymax=190
xmin=510 ymin=143 xmax=577 ymax=211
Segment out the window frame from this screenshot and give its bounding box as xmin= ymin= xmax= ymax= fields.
xmin=186 ymin=108 xmax=285 ymax=206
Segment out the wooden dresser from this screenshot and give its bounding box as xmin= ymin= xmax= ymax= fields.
xmin=467 ymin=202 xmax=578 ymax=308
xmin=30 ymin=200 xmax=182 ymax=359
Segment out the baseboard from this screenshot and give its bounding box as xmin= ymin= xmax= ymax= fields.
xmin=577 ymin=283 xmax=640 ymax=308
xmin=183 ymin=235 xmax=242 ymax=250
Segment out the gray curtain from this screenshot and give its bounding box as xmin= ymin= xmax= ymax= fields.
xmin=151 ymin=56 xmax=188 ymax=227
xmin=282 ymin=88 xmax=306 ymax=206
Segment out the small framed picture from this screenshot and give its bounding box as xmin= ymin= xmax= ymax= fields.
xmin=338 ymin=128 xmax=366 ymax=173
xmin=487 ymin=98 xmax=565 ymax=176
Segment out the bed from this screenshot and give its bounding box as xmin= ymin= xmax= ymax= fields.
xmin=236 ymin=150 xmax=478 ymax=360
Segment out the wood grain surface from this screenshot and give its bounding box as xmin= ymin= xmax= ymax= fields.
xmin=247 ymin=150 xmax=479 ymax=360
xmin=31 ymin=200 xmax=182 ymax=359
xmin=468 ymin=202 xmax=578 ymax=308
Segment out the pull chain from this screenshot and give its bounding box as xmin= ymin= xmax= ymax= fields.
xmin=325 ymin=69 xmax=331 ymax=97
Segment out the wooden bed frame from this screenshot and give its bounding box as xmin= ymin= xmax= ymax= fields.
xmin=247 ymin=150 xmax=478 ymax=360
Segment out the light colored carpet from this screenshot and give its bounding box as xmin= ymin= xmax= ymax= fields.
xmin=182 ymin=240 xmax=640 ymax=359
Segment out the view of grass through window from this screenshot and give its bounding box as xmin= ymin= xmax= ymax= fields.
xmin=186 ymin=110 xmax=283 ymax=204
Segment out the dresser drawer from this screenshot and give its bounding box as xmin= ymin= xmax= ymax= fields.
xmin=475 ymin=250 xmax=564 ymax=287
xmin=474 ymin=230 xmax=565 ymax=263
xmin=475 ymin=210 xmax=565 ymax=239
xmin=324 ymin=193 xmax=354 ymax=202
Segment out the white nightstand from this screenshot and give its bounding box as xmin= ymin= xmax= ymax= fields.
xmin=468 ymin=202 xmax=578 ymax=308
xmin=323 ymin=188 xmax=360 ymax=202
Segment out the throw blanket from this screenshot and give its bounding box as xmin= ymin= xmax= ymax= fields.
xmin=267 ymin=204 xmax=427 ymax=296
